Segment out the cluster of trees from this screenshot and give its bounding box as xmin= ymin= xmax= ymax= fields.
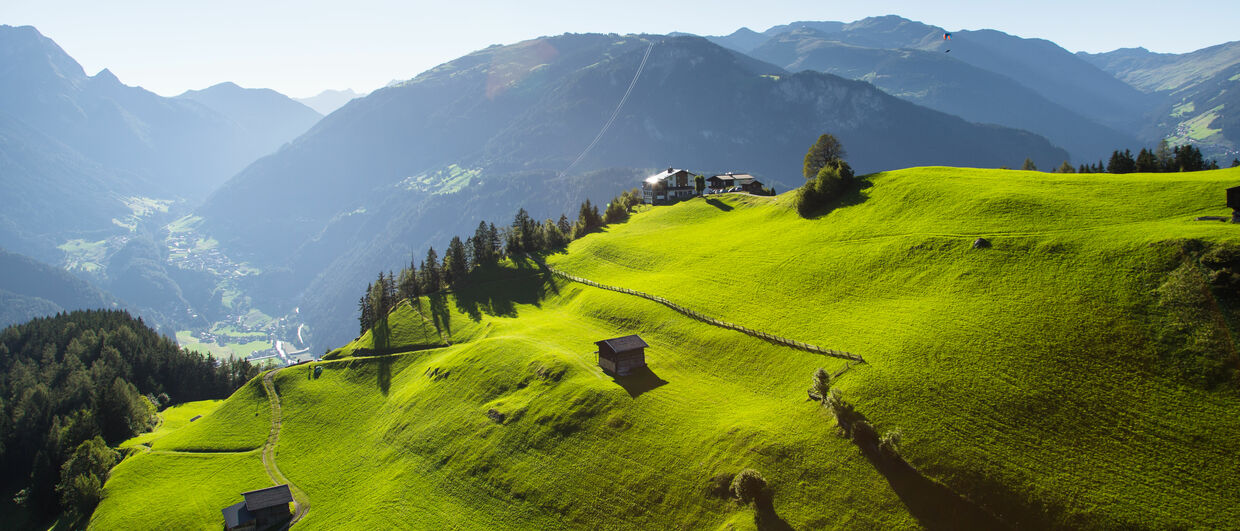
xmin=358 ymin=189 xmax=644 ymax=334
xmin=1030 ymin=142 xmax=1232 ymax=174
xmin=797 ymin=133 xmax=856 ymax=216
xmin=0 ymin=310 xmax=258 ymax=520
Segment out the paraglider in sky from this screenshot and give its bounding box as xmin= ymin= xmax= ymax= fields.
xmin=944 ymin=32 xmax=952 ymax=40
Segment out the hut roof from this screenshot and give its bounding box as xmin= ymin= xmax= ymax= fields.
xmin=243 ymin=484 xmax=293 ymax=511
xmin=221 ymin=500 xmax=253 ymax=528
xmin=595 ymin=335 xmax=648 ymax=352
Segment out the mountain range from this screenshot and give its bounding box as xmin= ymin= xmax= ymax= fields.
xmin=2 ymin=17 xmax=1238 ymax=354
xmin=294 ymin=88 xmax=364 ymax=115
xmin=0 ymin=25 xmax=321 ymax=261
xmin=192 ymin=33 xmax=1069 ymax=350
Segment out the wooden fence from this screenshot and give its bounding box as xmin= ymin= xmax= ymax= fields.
xmin=547 ymin=267 xmax=866 ymax=364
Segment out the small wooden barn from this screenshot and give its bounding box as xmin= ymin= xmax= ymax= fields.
xmin=596 ymin=335 xmax=648 ymax=376
xmin=222 ymin=484 xmax=293 ymax=531
xmin=1228 ymin=186 xmax=1240 ymax=211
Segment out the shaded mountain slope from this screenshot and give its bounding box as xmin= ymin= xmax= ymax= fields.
xmin=750 ymin=28 xmax=1137 ymax=161
xmin=0 ymin=247 xmax=119 ymax=328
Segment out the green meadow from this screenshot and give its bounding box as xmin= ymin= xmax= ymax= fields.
xmin=93 ymin=167 xmax=1240 ymax=529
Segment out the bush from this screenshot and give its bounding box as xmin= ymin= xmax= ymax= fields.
xmin=809 ymin=368 xmax=831 ymax=401
xmin=730 ymin=468 xmax=766 ymax=505
xmin=879 ymin=429 xmax=902 ymax=455
xmin=796 ymin=160 xmax=855 ymax=216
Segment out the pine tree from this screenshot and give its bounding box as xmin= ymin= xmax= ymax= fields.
xmin=398 ymin=265 xmax=418 ymax=304
xmin=1021 ymin=158 xmax=1038 ymax=171
xmin=445 ymin=236 xmax=468 ymax=286
xmin=385 ymin=270 xmax=397 ymax=312
xmin=358 ymin=294 xmax=373 ymax=335
xmin=1155 ymin=139 xmax=1173 ymax=171
xmin=1107 ymin=150 xmax=1135 ymax=174
xmin=420 ymin=248 xmax=441 ymax=293
xmin=543 ymin=219 xmax=567 ymax=249
xmin=557 ymin=214 xmax=571 ymax=237
xmin=488 ymin=223 xmax=503 ymax=260
xmin=473 ymin=221 xmax=491 ymax=267
xmin=1055 ymin=161 xmax=1075 ymax=173
xmin=1135 ymin=148 xmax=1159 ymax=173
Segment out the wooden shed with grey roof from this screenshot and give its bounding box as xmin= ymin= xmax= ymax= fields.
xmin=596 ymin=335 xmax=648 ymax=376
xmin=222 ymin=484 xmax=293 ymax=531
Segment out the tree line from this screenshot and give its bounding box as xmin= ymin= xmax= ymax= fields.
xmin=0 ymin=309 xmax=259 ymax=521
xmin=1022 ymin=141 xmax=1235 ymax=174
xmin=358 ymin=189 xmax=644 ymax=333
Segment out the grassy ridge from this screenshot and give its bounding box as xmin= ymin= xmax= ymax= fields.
xmin=148 ymin=378 xmax=270 ymax=452
xmin=276 ymin=277 xmax=911 ymax=529
xmin=93 ymin=166 xmax=1240 ymax=529
xmin=90 ymin=451 xmax=268 ymax=530
xmin=550 ymin=167 xmax=1240 ymax=527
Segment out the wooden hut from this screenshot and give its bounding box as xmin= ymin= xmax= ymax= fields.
xmin=222 ymin=484 xmax=293 ymax=531
xmin=596 ymin=335 xmax=648 ymax=376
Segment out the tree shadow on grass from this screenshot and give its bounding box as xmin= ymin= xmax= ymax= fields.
xmin=451 ymin=259 xmax=551 ymax=322
xmin=705 ymin=198 xmax=734 ymax=211
xmin=798 ymin=179 xmax=873 ymax=219
xmin=376 ymin=355 xmax=392 ymax=395
xmin=609 ymin=365 xmax=668 ymax=398
xmin=428 ymin=293 xmax=452 ymax=336
xmin=835 ymin=411 xmax=1007 ymax=530
xmin=754 ymin=494 xmax=794 ymax=531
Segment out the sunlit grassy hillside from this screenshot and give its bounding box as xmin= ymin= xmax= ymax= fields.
xmin=93 ymin=166 xmax=1240 ymax=529
xmin=551 ymin=166 xmax=1240 ymax=528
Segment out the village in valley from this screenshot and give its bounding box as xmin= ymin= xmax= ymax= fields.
xmin=165 ymin=218 xmax=314 ymax=367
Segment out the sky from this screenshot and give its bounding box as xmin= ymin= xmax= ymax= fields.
xmin=4 ymin=0 xmax=1238 ymax=98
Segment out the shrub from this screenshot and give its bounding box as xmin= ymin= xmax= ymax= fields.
xmin=796 ymin=160 xmax=855 ymax=216
xmin=879 ymin=429 xmax=902 ymax=455
xmin=730 ymin=468 xmax=766 ymax=505
xmin=809 ymin=368 xmax=831 ymax=401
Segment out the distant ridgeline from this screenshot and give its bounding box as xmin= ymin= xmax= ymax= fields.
xmin=0 ymin=310 xmax=259 ymax=525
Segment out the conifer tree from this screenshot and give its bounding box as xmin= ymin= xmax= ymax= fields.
xmin=557 ymin=214 xmax=572 ymax=237
xmin=445 ymin=236 xmax=468 ymax=285
xmin=1155 ymin=139 xmax=1173 ymax=171
xmin=1021 ymin=158 xmax=1038 ymax=171
xmin=1232 ymin=158 xmax=1239 ymax=168
xmin=358 ymin=293 xmax=373 ymax=335
xmin=1055 ymin=161 xmax=1075 ymax=173
xmin=421 ymin=248 xmax=441 ymax=293
xmin=488 ymin=223 xmax=503 ymax=260
xmin=473 ymin=221 xmax=491 ymax=267
xmin=1135 ymin=148 xmax=1159 ymax=173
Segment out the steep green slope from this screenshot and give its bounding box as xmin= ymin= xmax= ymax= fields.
xmin=551 ymin=167 xmax=1240 ymax=527
xmin=94 ymin=166 xmax=1240 ymax=529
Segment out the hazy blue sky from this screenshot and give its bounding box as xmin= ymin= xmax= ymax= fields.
xmin=5 ymin=0 xmax=1237 ymax=97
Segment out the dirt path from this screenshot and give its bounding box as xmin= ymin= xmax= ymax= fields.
xmin=261 ymin=369 xmax=310 ymax=527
